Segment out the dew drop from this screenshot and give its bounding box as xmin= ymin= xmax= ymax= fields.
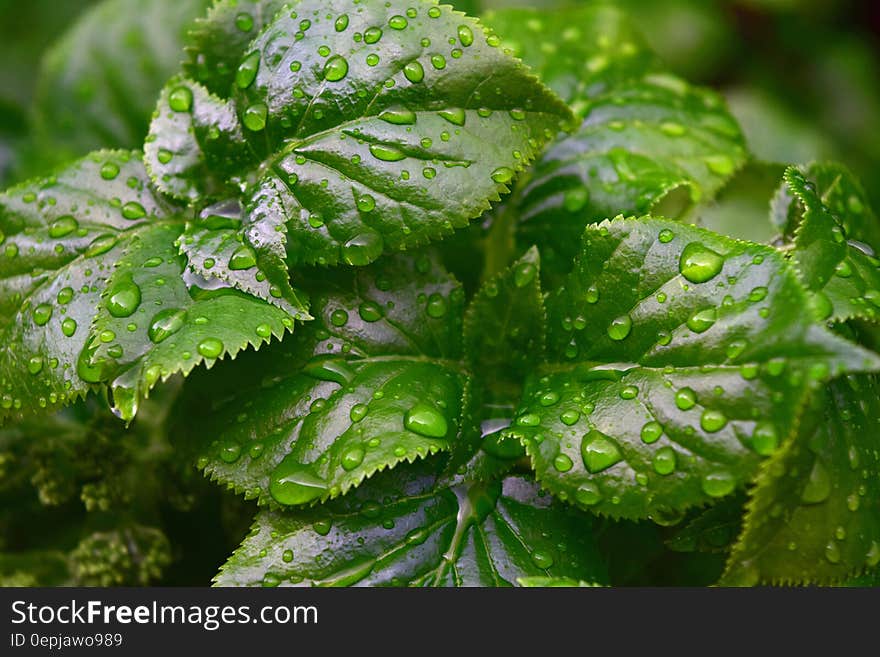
xmin=323 ymin=55 xmax=349 ymax=82
xmin=33 ymin=304 xmax=53 ymax=326
xmin=438 ymin=108 xmax=465 ymax=126
xmin=100 ymin=161 xmax=120 ymax=180
xmin=236 ymin=51 xmax=261 ymax=89
xmin=640 ymin=421 xmax=663 ymax=444
xmin=702 ymin=471 xmax=735 ymax=498
xmin=458 ymin=25 xmax=474 ymax=47
xmin=801 ymin=460 xmax=831 ymax=504
xmin=404 ymin=404 xmax=448 ymax=438
xmin=147 ymin=308 xmax=185 ymax=343
xmin=198 ymin=338 xmax=224 ymax=359
xmin=379 ymin=107 xmax=416 ymax=125
xmin=490 ymin=166 xmax=515 ymax=184
xmin=48 ymin=216 xmax=78 ymax=238
xmin=229 ymin=244 xmax=257 ymax=270
xmin=243 ymin=103 xmax=268 ymax=131
xmin=106 ymin=278 xmax=141 ymax=318
xmin=652 ymin=446 xmax=677 ymax=475
xmin=575 ymin=482 xmax=602 ymax=506
xmin=679 ymin=242 xmax=724 ymax=283
xmin=553 ymin=453 xmax=573 ymax=472
xmin=341 ymin=446 xmax=365 ymax=471
xmin=675 ymin=387 xmax=697 ymax=410
xmin=270 ymin=459 xmax=328 ymax=505
xmin=607 ymin=314 xmax=632 ymax=341
xmin=700 ymin=409 xmax=727 ymax=433
xmin=342 ymin=231 xmax=384 ymax=265
xmin=168 ymin=85 xmax=193 ymax=112
xmin=580 ymin=429 xmax=622 ymax=473
xmin=403 ymin=60 xmax=424 ymax=83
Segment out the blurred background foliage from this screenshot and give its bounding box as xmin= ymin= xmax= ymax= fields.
xmin=0 ymin=0 xmax=877 ymax=585
xmin=2 ymin=0 xmax=878 ymax=197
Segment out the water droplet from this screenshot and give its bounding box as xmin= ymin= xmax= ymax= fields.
xmin=426 ymin=293 xmax=448 ymax=318
xmin=580 ymin=429 xmax=622 ymax=473
xmin=61 ymin=317 xmax=77 ymax=337
xmin=341 ymin=446 xmax=365 ymax=471
xmin=575 ymin=482 xmax=602 ymax=506
xmin=514 ymin=262 xmax=536 ymax=287
xmin=236 ymin=51 xmax=261 ymax=89
xmin=553 ymin=453 xmax=573 ymax=472
xmin=369 ymin=143 xmax=406 ymax=162
xmin=270 ymin=459 xmax=328 ymax=505
xmin=235 ymin=12 xmax=253 ymax=31
xmin=640 ymin=421 xmax=663 ymax=444
xmin=27 ymin=356 xmax=43 ymax=375
xmin=619 ymin=385 xmax=638 ymax=400
xmin=168 ymin=85 xmax=193 ymax=112
xmin=349 ymin=404 xmax=368 ymax=423
xmin=106 ymin=278 xmax=141 ymax=318
xmin=490 ymin=166 xmax=515 ymax=184
xmin=389 ymin=15 xmax=408 ymax=30
xmin=323 ymin=55 xmax=349 ymax=82
xmin=658 ymin=228 xmax=674 ymax=243
xmin=343 ymin=231 xmax=384 ymax=265
xmin=148 ymin=309 xmax=185 ymax=343
xmin=403 ymin=60 xmax=424 ymax=83
xmin=438 ymin=108 xmax=465 ymax=126
xmin=364 ymin=26 xmax=382 ymax=43
xmin=751 ymin=422 xmax=778 ymax=455
xmin=652 ymin=446 xmax=677 ymax=475
xmin=243 ymin=102 xmax=268 ymax=131
xmin=431 ymin=54 xmax=447 ymax=70
xmin=228 ymin=244 xmax=257 ymax=270
xmin=358 ymin=302 xmax=383 ymax=322
xmin=561 ymin=410 xmax=580 ymax=426
xmin=458 ymin=25 xmax=474 ymax=46
xmin=334 ymin=14 xmax=349 ymax=31
xmin=330 ymin=309 xmax=349 ymax=327
xmin=379 ymin=107 xmax=416 ymax=125
xmin=866 ymin=541 xmax=880 ymax=568
xmin=100 ymin=161 xmax=120 ymax=180
xmin=282 ymin=549 xmax=294 ymax=563
xmin=198 ymin=338 xmax=224 ymax=359
xmin=748 ymin=286 xmax=768 ymax=302
xmin=530 ymin=550 xmax=554 ymax=569
xmin=48 ymin=216 xmax=78 ymax=238
xmin=539 ymin=391 xmax=559 ymax=407
xmin=679 ymin=242 xmax=724 ymax=283
xmin=824 ymin=540 xmax=841 ymax=564
xmin=404 ymin=404 xmax=448 ymax=438
xmin=702 ymin=471 xmax=735 ymax=498
xmin=700 ymin=409 xmax=727 ymax=433
xmin=801 ymin=460 xmax=831 ymax=504
xmin=356 ymin=194 xmax=376 ymax=213
xmin=220 ymin=441 xmax=241 ymax=463
xmin=834 ymin=260 xmax=852 ymax=278
xmin=585 ymin=286 xmax=599 ymax=303
xmin=675 ymin=387 xmax=697 ymax=410
xmin=121 ymin=201 xmax=146 ymax=220
xmin=33 ymin=304 xmax=53 ymax=326
xmin=607 ymin=314 xmax=632 ymax=341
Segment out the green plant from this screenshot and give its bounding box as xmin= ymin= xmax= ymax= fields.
xmin=0 ymin=0 xmax=878 ymax=587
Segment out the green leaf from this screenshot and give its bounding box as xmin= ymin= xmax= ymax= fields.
xmin=482 ymin=5 xmax=658 ymax=113
xmin=214 ymin=461 xmax=608 ymax=587
xmin=87 ymin=222 xmax=302 ymax=421
xmin=174 ymin=253 xmax=469 ymax=506
xmin=183 ymin=0 xmax=291 ymax=95
xmin=781 ymin=164 xmax=880 ymax=323
xmin=722 ymin=375 xmax=880 ymax=585
xmin=33 ymin=0 xmax=211 ymax=161
xmin=517 ymin=576 xmax=601 ymax=587
xmin=147 ymin=0 xmax=573 ymax=269
xmin=484 ymin=6 xmax=746 ymax=276
xmin=504 ymin=216 xmax=880 ymax=521
xmin=0 ymin=151 xmax=178 ymax=419
xmin=463 ymin=246 xmax=546 ymax=388
xmin=178 ymin=200 xmax=308 ymax=318
xmin=665 ymin=494 xmax=745 ymax=554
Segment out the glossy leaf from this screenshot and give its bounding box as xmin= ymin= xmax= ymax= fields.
xmin=0 ymin=151 xmax=177 ymax=419
xmin=147 ymin=0 xmax=573 ymax=270
xmin=723 ymin=375 xmax=880 ymax=585
xmin=485 ymin=6 xmax=746 ymax=275
xmin=504 ymin=217 xmax=880 ymax=520
xmin=175 ymin=253 xmax=470 ymax=506
xmin=215 ymin=461 xmax=608 ymax=587
xmin=781 ymin=164 xmax=880 ymax=322
xmin=88 ymin=223 xmax=302 ymax=421
xmin=33 ymin=0 xmax=211 ymax=161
